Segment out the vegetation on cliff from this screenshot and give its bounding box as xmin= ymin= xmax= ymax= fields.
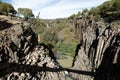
xmin=0 ymin=1 xmax=16 ymax=15
xmin=90 ymin=0 xmax=120 ymax=21
xmin=31 ymin=18 xmax=78 ymax=57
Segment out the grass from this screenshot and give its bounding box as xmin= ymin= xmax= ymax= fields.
xmin=57 ymin=55 xmax=73 ymax=68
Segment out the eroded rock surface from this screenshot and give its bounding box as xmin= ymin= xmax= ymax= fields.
xmin=72 ymin=14 xmax=120 ymax=80
xmin=0 ymin=18 xmax=66 ymax=80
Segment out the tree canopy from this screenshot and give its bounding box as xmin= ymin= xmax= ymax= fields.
xmin=90 ymin=0 xmax=120 ymax=19
xmin=0 ymin=1 xmax=16 ymax=15
xmin=68 ymin=13 xmax=76 ymax=19
xmin=17 ymin=8 xmax=34 ymax=18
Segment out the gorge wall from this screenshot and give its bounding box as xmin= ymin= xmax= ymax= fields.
xmin=0 ymin=17 xmax=67 ymax=80
xmin=0 ymin=15 xmax=120 ymax=80
xmin=72 ymin=13 xmax=120 ymax=80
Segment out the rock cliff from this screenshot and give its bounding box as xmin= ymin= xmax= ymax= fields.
xmin=72 ymin=14 xmax=120 ymax=80
xmin=0 ymin=17 xmax=66 ymax=80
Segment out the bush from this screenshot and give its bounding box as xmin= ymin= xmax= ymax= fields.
xmin=56 ymin=42 xmax=76 ymax=56
xmin=68 ymin=14 xmax=76 ymax=19
xmin=90 ymin=0 xmax=120 ymax=20
xmin=94 ymin=14 xmax=101 ymax=22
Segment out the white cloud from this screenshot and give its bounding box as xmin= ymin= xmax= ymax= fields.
xmin=10 ymin=0 xmax=107 ymax=19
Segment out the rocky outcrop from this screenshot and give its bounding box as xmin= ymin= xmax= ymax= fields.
xmin=92 ymin=26 xmax=120 ymax=80
xmin=71 ymin=46 xmax=93 ymax=80
xmin=0 ymin=19 xmax=67 ymax=80
xmin=72 ymin=14 xmax=120 ymax=80
xmin=0 ymin=45 xmax=66 ymax=80
xmin=71 ymin=15 xmax=106 ymax=80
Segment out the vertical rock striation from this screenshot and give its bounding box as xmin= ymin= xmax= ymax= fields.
xmin=0 ymin=19 xmax=66 ymax=80
xmin=72 ymin=14 xmax=120 ymax=80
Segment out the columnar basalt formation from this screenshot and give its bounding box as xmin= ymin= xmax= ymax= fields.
xmin=0 ymin=18 xmax=67 ymax=80
xmin=72 ymin=14 xmax=120 ymax=80
xmin=93 ymin=26 xmax=120 ymax=80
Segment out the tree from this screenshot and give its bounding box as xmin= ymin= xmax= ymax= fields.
xmin=17 ymin=8 xmax=34 ymax=18
xmin=82 ymin=8 xmax=89 ymax=18
xmin=0 ymin=1 xmax=16 ymax=15
xmin=76 ymin=11 xmax=81 ymax=17
xmin=82 ymin=8 xmax=89 ymax=14
xmin=90 ymin=7 xmax=100 ymax=15
xmin=111 ymin=0 xmax=120 ymax=11
xmin=0 ymin=2 xmax=5 ymax=14
xmin=99 ymin=1 xmax=113 ymax=17
xmin=89 ymin=0 xmax=118 ymax=19
xmin=5 ymin=3 xmax=16 ymax=15
xmin=68 ymin=13 xmax=76 ymax=19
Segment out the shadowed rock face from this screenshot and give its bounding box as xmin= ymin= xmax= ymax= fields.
xmin=93 ymin=28 xmax=120 ymax=80
xmin=72 ymin=14 xmax=120 ymax=80
xmin=0 ymin=19 xmax=67 ymax=80
xmin=0 ymin=25 xmax=38 ymax=63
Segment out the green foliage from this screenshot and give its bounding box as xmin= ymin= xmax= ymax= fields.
xmin=0 ymin=1 xmax=16 ymax=15
xmin=111 ymin=0 xmax=120 ymax=11
xmin=76 ymin=11 xmax=81 ymax=17
xmin=82 ymin=8 xmax=89 ymax=14
xmin=56 ymin=42 xmax=76 ymax=56
xmin=68 ymin=9 xmax=89 ymax=20
xmin=55 ymin=20 xmax=67 ymax=31
xmin=31 ymin=19 xmax=46 ymax=34
xmin=90 ymin=0 xmax=120 ymax=20
xmin=94 ymin=14 xmax=101 ymax=22
xmin=68 ymin=13 xmax=76 ymax=19
xmin=31 ymin=18 xmax=77 ymax=57
xmin=42 ymin=27 xmax=58 ymax=44
xmin=18 ymin=8 xmax=34 ymax=18
xmin=99 ymin=1 xmax=113 ymax=17
xmin=90 ymin=7 xmax=100 ymax=15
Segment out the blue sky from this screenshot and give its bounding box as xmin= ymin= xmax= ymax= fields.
xmin=3 ymin=0 xmax=107 ymax=19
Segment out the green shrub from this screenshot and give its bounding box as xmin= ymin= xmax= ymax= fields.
xmin=56 ymin=42 xmax=76 ymax=56
xmin=94 ymin=15 xmax=101 ymax=22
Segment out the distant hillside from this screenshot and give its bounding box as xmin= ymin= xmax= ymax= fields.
xmin=31 ymin=18 xmax=78 ymax=57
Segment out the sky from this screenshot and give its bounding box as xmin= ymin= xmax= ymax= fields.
xmin=3 ymin=0 xmax=107 ymax=19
